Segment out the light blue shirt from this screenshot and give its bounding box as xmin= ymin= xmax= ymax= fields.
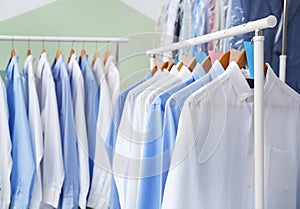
xmin=6 ymin=56 xmax=35 ymax=209
xmin=163 ymin=60 xmax=224 ymax=155
xmin=106 ymin=71 xmax=152 ymax=209
xmin=52 ymin=55 xmax=79 ymax=209
xmin=79 ymin=55 xmax=99 ymax=182
xmin=137 ymin=65 xmax=206 ymax=209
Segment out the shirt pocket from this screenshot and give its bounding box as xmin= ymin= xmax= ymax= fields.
xmin=268 ymin=147 xmax=292 ymax=193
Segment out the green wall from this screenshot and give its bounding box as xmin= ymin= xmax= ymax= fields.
xmin=0 ymin=0 xmax=156 ymax=89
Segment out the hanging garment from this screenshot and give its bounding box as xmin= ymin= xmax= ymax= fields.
xmin=0 ymin=76 xmax=12 ymax=209
xmin=52 ymin=55 xmax=79 ymax=209
xmin=67 ymin=54 xmax=90 ymax=209
xmin=88 ymin=56 xmax=119 ymax=209
xmin=106 ymin=71 xmax=153 ymax=209
xmin=6 ymin=56 xmax=35 ymax=209
xmin=22 ymin=55 xmax=43 ymax=209
xmin=242 ymin=65 xmax=300 ymax=209
xmin=79 ymin=54 xmax=100 ymax=182
xmin=35 ymin=52 xmax=64 ymax=208
xmin=113 ymin=69 xmax=171 ymax=209
xmin=228 ymin=0 xmax=300 ymax=93
xmin=137 ymin=64 xmax=206 ymax=209
xmin=161 ymin=62 xmax=253 ymax=209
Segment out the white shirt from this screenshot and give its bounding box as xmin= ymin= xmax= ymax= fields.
xmin=104 ymin=55 xmax=120 ymax=106
xmin=22 ymin=55 xmax=43 ymax=209
xmin=0 ymin=76 xmax=12 ymax=209
xmin=67 ymin=54 xmax=90 ymax=209
xmin=35 ymin=52 xmax=64 ymax=208
xmin=113 ymin=69 xmax=171 ymax=209
xmin=244 ymin=65 xmax=300 ymax=209
xmin=162 ymin=62 xmax=253 ymax=209
xmin=88 ymin=57 xmax=118 ymax=209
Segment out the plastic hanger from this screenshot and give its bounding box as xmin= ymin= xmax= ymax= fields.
xmin=201 ymin=56 xmax=212 ymax=72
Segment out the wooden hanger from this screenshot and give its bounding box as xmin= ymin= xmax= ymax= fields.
xmin=176 ymin=61 xmax=184 ymax=71
xmin=10 ymin=48 xmax=16 ymax=59
xmin=219 ymin=50 xmax=230 ymax=69
xmin=160 ymin=61 xmax=169 ymax=70
xmin=151 ymin=64 xmax=158 ymax=75
xmin=235 ymin=49 xmax=248 ymax=69
xmin=55 ymin=49 xmax=62 ymax=62
xmin=92 ymin=50 xmax=100 ymax=66
xmin=167 ymin=60 xmax=174 ymax=71
xmin=201 ymin=56 xmax=212 ymax=72
xmin=104 ymin=50 xmax=111 ymax=66
xmin=187 ymin=57 xmax=197 ymax=72
xmin=68 ymin=49 xmax=75 ymax=63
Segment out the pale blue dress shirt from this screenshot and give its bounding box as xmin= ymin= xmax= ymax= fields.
xmin=162 ymin=60 xmax=224 ymax=156
xmin=137 ymin=64 xmax=206 ymax=209
xmin=79 ymin=55 xmax=99 ymax=182
xmin=106 ymin=71 xmax=152 ymax=209
xmin=6 ymin=56 xmax=35 ymax=209
xmin=52 ymin=55 xmax=79 ymax=209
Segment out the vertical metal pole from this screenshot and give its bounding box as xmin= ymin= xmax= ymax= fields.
xmin=150 ymin=54 xmax=155 ymax=70
xmin=279 ymin=0 xmax=288 ymax=82
xmin=254 ymin=29 xmax=265 ymax=209
xmin=116 ymin=43 xmax=120 ymax=70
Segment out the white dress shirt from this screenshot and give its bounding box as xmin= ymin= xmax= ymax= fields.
xmin=113 ymin=69 xmax=171 ymax=209
xmin=23 ymin=55 xmax=43 ymax=209
xmin=0 ymin=76 xmax=12 ymax=209
xmin=35 ymin=52 xmax=64 ymax=208
xmin=88 ymin=57 xmax=119 ymax=209
xmin=67 ymin=54 xmax=90 ymax=209
xmin=162 ymin=62 xmax=253 ymax=209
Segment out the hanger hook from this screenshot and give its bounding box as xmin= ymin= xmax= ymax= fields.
xmin=42 ymin=38 xmax=45 ymax=49
xmin=58 ymin=39 xmax=61 ymax=49
xmin=82 ymin=39 xmax=85 ymax=49
xmin=71 ymin=40 xmax=74 ymax=49
xmin=11 ymin=36 xmax=14 ymax=49
xmin=95 ymin=41 xmax=98 ymax=51
xmin=214 ymin=39 xmax=220 ymax=51
xmin=28 ymin=38 xmax=31 ymax=49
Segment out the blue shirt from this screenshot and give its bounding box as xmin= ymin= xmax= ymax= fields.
xmin=163 ymin=60 xmax=224 ymax=152
xmin=106 ymin=71 xmax=152 ymax=209
xmin=79 ymin=55 xmax=99 ymax=182
xmin=137 ymin=65 xmax=206 ymax=209
xmin=6 ymin=56 xmax=35 ymax=209
xmin=52 ymin=55 xmax=79 ymax=209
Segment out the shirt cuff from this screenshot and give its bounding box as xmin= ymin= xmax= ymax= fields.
xmin=42 ymin=185 xmax=61 ymax=208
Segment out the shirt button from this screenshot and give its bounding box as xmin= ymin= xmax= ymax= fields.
xmin=248 ymin=148 xmax=253 ymax=155
xmin=245 ymin=182 xmax=251 ymax=188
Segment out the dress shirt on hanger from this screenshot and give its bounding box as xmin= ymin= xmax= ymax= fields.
xmin=6 ymin=56 xmax=35 ymax=209
xmin=162 ymin=62 xmax=252 ymax=209
xmin=0 ymin=76 xmax=12 ymax=209
xmin=52 ymin=55 xmax=79 ymax=209
xmin=68 ymin=54 xmax=90 ymax=209
xmin=23 ymin=55 xmax=43 ymax=209
xmin=35 ymin=52 xmax=64 ymax=208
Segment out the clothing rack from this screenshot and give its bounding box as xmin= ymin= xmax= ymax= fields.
xmin=279 ymin=0 xmax=288 ymax=82
xmin=146 ymin=15 xmax=277 ymax=209
xmin=0 ymin=35 xmax=129 ymax=69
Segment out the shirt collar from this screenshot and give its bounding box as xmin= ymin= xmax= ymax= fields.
xmin=23 ymin=55 xmax=35 ymax=78
xmin=67 ymin=53 xmax=77 ymax=74
xmin=104 ymin=55 xmax=115 ymax=71
xmin=143 ymin=71 xmax=153 ymax=81
xmin=36 ymin=52 xmax=48 ymax=79
xmin=52 ymin=55 xmax=64 ymax=81
xmin=92 ymin=57 xmax=105 ymax=82
xmin=6 ymin=56 xmax=19 ymax=81
xmin=79 ymin=54 xmax=88 ymax=72
xmin=170 ymin=65 xmax=178 ymax=75
xmin=177 ymin=65 xmax=192 ymax=80
xmin=192 ymin=63 xmax=206 ymax=80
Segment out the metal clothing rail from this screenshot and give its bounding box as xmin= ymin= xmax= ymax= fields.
xmin=0 ymin=35 xmax=129 ymax=69
xmin=146 ymin=15 xmax=277 ymax=209
xmin=279 ymin=0 xmax=288 ymax=82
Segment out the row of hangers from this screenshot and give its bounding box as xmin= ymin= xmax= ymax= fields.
xmin=9 ymin=41 xmax=112 ymax=66
xmin=152 ymin=47 xmax=268 ymax=77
